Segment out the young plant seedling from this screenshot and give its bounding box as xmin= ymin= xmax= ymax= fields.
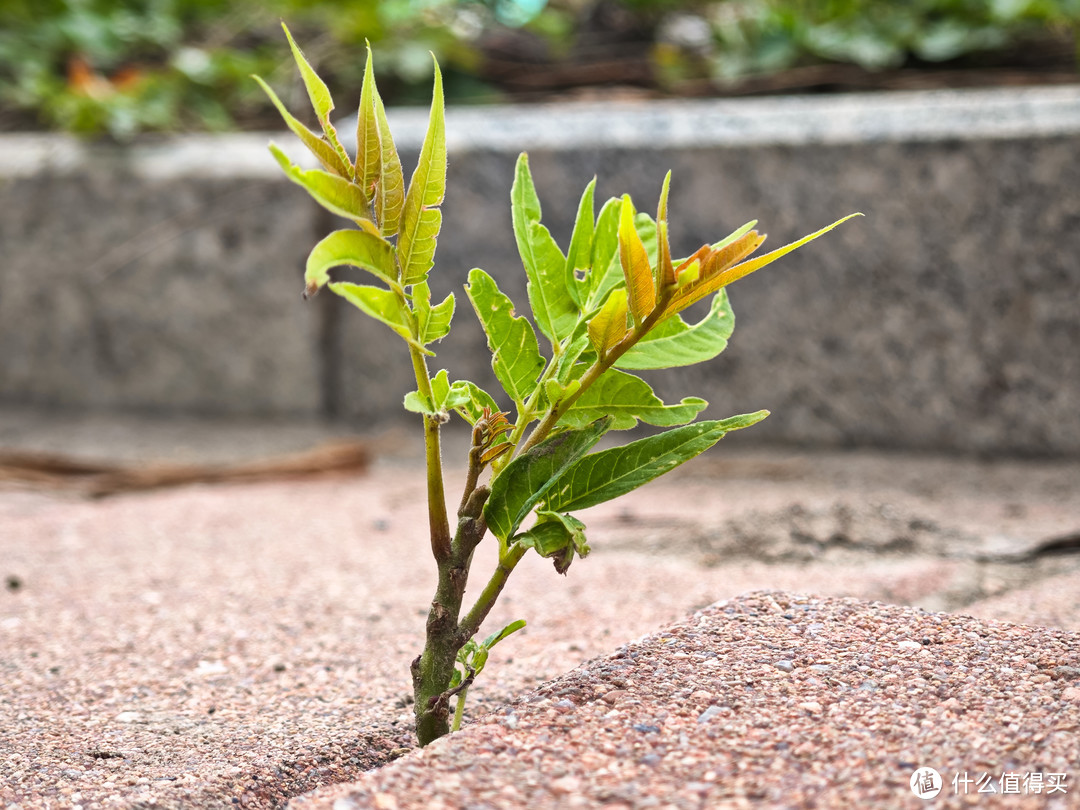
xmin=257 ymin=25 xmax=860 ymax=746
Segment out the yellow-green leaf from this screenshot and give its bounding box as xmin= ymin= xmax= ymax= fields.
xmin=559 ymin=368 xmax=706 ymax=430
xmin=665 ymin=214 xmax=862 ymax=318
xmin=564 ymin=177 xmax=596 ymax=307
xmin=412 ymin=280 xmax=455 ymax=345
xmin=269 ymin=143 xmax=375 ymax=230
xmin=465 ymin=268 xmax=546 ymax=408
xmin=280 ymin=23 xmax=352 ymax=180
xmin=511 ymin=153 xmax=577 ymax=345
xmin=617 ymin=290 xmax=733 ymax=370
xmin=304 ymin=229 xmax=397 ymax=299
xmin=587 ymin=288 xmax=629 ymax=358
xmin=618 ymin=195 xmax=655 ymax=325
xmin=329 ymin=281 xmax=412 ymax=343
xmin=656 ymin=171 xmax=675 ymax=289
xmin=252 ymin=75 xmax=351 ymax=179
xmin=398 ymin=57 xmax=446 ymax=285
xmin=357 ymin=43 xmax=404 ymax=236
xmin=663 ymin=230 xmax=765 ymax=318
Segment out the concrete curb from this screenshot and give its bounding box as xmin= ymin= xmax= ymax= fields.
xmin=3 ymin=86 xmax=1079 ymax=454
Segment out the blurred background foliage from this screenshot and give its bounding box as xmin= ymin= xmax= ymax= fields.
xmin=1 ymin=0 xmax=1078 ymax=138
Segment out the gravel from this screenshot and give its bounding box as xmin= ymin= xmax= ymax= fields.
xmin=1 ymin=442 xmax=1078 ymax=809
xmin=294 ymin=593 xmax=1080 ymax=810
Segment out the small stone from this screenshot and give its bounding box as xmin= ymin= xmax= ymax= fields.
xmin=1054 ymin=666 xmax=1080 ymax=681
xmin=1061 ymin=686 xmax=1080 ymax=702
xmin=697 ymin=705 xmax=722 ymax=723
xmin=798 ymin=701 xmax=823 ymax=713
xmin=809 ymin=664 xmax=831 ymax=674
xmin=690 ymin=690 xmax=712 ymax=701
xmin=551 ymin=776 xmax=581 ymax=794
xmin=113 ymin=712 xmax=142 ymax=724
xmin=602 ymin=689 xmax=628 ymax=704
xmin=898 ymin=640 xmax=922 ymax=651
xmin=632 ymin=724 xmax=660 ymax=733
xmin=554 ymin=699 xmax=575 ymax=713
xmin=372 ymin=793 xmax=398 ymax=810
xmin=773 ymin=660 xmax=794 ymax=673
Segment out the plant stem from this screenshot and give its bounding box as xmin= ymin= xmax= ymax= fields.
xmin=458 ymin=543 xmax=527 ymax=642
xmin=452 ymin=686 xmax=469 ymax=732
xmin=409 ymin=345 xmax=451 ymax=563
xmin=519 ymin=301 xmax=670 ymax=454
xmin=411 ymin=419 xmax=491 ymax=746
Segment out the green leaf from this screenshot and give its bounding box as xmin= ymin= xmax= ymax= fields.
xmin=514 ymin=520 xmax=571 ymax=556
xmin=555 ymin=325 xmax=593 ymax=385
xmin=412 ymin=281 xmax=454 ymax=345
xmin=585 ymin=197 xmax=621 ymax=308
xmin=448 ymin=381 xmax=500 ymax=425
xmin=465 ymin=268 xmax=546 ymax=408
xmin=270 ymin=143 xmax=374 ymax=229
xmin=280 ymin=23 xmax=352 ymax=179
xmin=398 ymin=57 xmax=446 ymax=285
xmin=252 ymin=76 xmax=351 ymax=179
xmin=514 ymin=512 xmax=589 ymax=574
xmin=545 ymin=412 xmax=769 ymax=513
xmin=616 ymin=290 xmax=733 ymax=370
xmin=403 ymin=390 xmax=433 ymax=415
xmin=357 ymin=43 xmax=405 ymax=236
xmin=484 ymin=417 xmax=612 ymax=543
xmin=522 ymin=512 xmax=589 ymax=573
xmin=564 ymin=178 xmax=596 ymax=308
xmin=511 ymin=153 xmax=578 ymax=346
xmin=480 ymin=619 xmax=527 ymax=650
xmin=430 ymin=368 xmax=452 ymax=409
xmin=405 ymin=369 xmax=471 ymax=415
xmin=304 ymin=229 xmax=397 ymax=299
xmin=535 ymin=511 xmax=589 ymax=556
xmin=656 ymin=171 xmax=675 ymax=288
xmin=559 ymin=369 xmax=707 ymax=430
xmin=329 ymin=281 xmax=411 ymax=342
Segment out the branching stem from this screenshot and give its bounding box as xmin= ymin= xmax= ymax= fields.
xmin=519 ymin=296 xmax=670 ymax=454
xmin=458 ymin=543 xmax=527 ymax=643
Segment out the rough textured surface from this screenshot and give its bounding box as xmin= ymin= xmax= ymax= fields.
xmin=4 ymin=87 xmax=1080 ymax=454
xmin=0 ymin=172 xmax=321 ymax=415
xmin=294 ymin=593 xmax=1080 ymax=810
xmin=1 ymin=418 xmax=1078 ymax=808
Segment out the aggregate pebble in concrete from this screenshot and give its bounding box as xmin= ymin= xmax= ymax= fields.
xmin=293 ymin=593 xmax=1080 ymax=810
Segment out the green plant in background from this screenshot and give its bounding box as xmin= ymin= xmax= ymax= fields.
xmin=1 ymin=0 xmax=1075 ymax=136
xmin=3 ymin=1 xmax=1078 ymax=137
xmin=257 ymin=23 xmax=858 ymax=746
xmin=691 ymin=0 xmax=1080 ymax=84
